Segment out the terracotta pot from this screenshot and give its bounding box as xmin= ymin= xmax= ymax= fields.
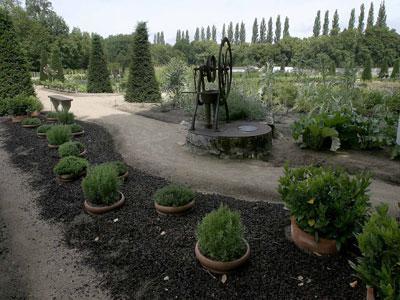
xmin=72 ymin=130 xmax=85 ymax=137
xmin=154 ymin=199 xmax=195 ymax=216
xmin=48 ymin=143 xmax=60 ymax=149
xmin=37 ymin=132 xmax=47 ymax=139
xmin=84 ymin=192 xmax=125 ymax=215
xmin=12 ymin=115 xmax=27 ymax=123
xmin=118 ymin=171 xmax=129 ymax=181
xmin=195 ymin=239 xmax=250 ymax=274
xmin=366 ymin=287 xmax=375 ymax=300
xmin=290 ymin=217 xmax=337 ymax=255
xmin=22 ymin=124 xmax=40 ymax=129
xmin=30 ymin=111 xmax=40 ymax=117
xmin=57 ymin=169 xmax=86 ymax=183
xmin=46 ymin=117 xmax=57 ymax=123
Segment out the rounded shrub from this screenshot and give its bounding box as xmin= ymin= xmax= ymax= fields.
xmin=107 ymin=161 xmax=128 ymax=177
xmin=278 ymin=165 xmax=371 ymax=248
xmin=53 ymin=156 xmax=88 ymax=176
xmin=7 ymin=95 xmax=42 ymax=116
xmin=196 ymin=205 xmax=247 ymax=262
xmin=153 ymin=184 xmax=194 ymax=207
xmin=69 ymin=123 xmax=83 ymax=133
xmin=57 ymin=111 xmax=75 ymax=124
xmin=58 ymin=141 xmax=85 ymax=158
xmin=47 ymin=111 xmax=58 ymax=119
xmin=36 ymin=124 xmax=53 ymax=134
xmin=47 ymin=125 xmax=71 ymax=145
xmin=82 ymin=164 xmax=120 ymax=205
xmin=21 ymin=117 xmax=41 ymax=126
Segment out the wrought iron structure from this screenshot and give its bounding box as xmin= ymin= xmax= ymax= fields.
xmin=190 ymin=37 xmax=233 ymax=131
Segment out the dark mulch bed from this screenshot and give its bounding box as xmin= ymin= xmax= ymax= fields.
xmin=1 ymin=118 xmax=365 ymax=299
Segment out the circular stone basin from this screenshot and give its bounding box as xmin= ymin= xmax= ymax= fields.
xmin=186 ymin=121 xmax=272 ymax=160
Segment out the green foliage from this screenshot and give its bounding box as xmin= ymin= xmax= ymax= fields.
xmin=351 ymin=204 xmax=400 ymax=299
xmin=53 ymin=156 xmax=88 ymax=176
xmin=379 ymin=59 xmax=389 ymax=79
xmin=69 ymin=123 xmax=83 ymax=133
xmin=391 ymin=59 xmax=399 ymax=80
xmin=3 ymin=95 xmax=42 ymax=116
xmin=87 ymin=34 xmax=112 ymax=93
xmin=160 ymin=58 xmax=189 ymax=108
xmin=0 ymin=8 xmax=35 ymax=99
xmin=362 ymin=55 xmax=372 ymax=81
xmin=106 ymin=161 xmax=128 ymax=176
xmin=41 ymin=79 xmax=87 ymax=93
xmin=39 ymin=48 xmax=49 ymax=81
xmin=47 ymin=111 xmax=58 ymax=118
xmin=56 ymin=111 xmax=75 ymax=124
xmin=50 ymin=45 xmax=64 ymax=81
xmin=278 ymin=166 xmax=371 ymax=248
xmin=36 ymin=124 xmax=52 ymax=134
xmin=46 ymin=125 xmax=71 ymax=145
xmin=82 ymin=164 xmax=120 ymax=205
xmin=153 ymin=184 xmax=194 ymax=207
xmin=58 ymin=141 xmax=84 ymax=158
xmin=125 ymin=22 xmax=160 ymax=103
xmin=196 ymin=205 xmax=247 ymax=262
xmin=391 ymin=145 xmax=400 ymax=160
xmin=21 ymin=117 xmax=41 ymax=126
xmin=228 ymin=89 xmax=266 ymax=121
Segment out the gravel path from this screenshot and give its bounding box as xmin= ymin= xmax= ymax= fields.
xmin=0 ymin=124 xmax=110 ymax=299
xmin=36 ymin=87 xmax=400 ymax=216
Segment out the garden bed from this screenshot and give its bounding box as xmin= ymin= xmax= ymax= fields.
xmin=1 ymin=120 xmax=365 ymax=299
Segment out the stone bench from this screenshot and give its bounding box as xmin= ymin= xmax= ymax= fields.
xmin=48 ymin=95 xmax=73 ymax=112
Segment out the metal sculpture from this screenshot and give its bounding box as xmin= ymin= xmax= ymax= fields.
xmin=190 ymin=37 xmax=233 ymax=131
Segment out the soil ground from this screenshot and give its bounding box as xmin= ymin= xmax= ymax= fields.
xmin=1 ymin=119 xmax=366 ymax=299
xmin=36 ymin=87 xmax=400 ymax=217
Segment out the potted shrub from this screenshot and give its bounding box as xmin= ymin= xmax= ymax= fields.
xmin=153 ymin=184 xmax=195 ymax=215
xmin=9 ymin=95 xmax=43 ymax=123
xmin=47 ymin=125 xmax=71 ymax=148
xmin=46 ymin=111 xmax=58 ymax=122
xmin=350 ymin=204 xmax=400 ymax=300
xmin=21 ymin=117 xmax=41 ymax=128
xmin=36 ymin=124 xmax=53 ymax=138
xmin=195 ymin=205 xmax=250 ymax=274
xmin=58 ymin=141 xmax=86 ymax=158
xmin=69 ymin=123 xmax=84 ymax=137
xmin=108 ymin=161 xmax=128 ymax=180
xmin=57 ymin=111 xmax=75 ymax=124
xmin=278 ymin=166 xmax=371 ymax=254
xmin=82 ymin=164 xmax=124 ymax=215
xmin=53 ymin=156 xmax=89 ymax=182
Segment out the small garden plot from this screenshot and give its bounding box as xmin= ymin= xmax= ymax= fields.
xmin=2 ymin=120 xmax=366 ymax=299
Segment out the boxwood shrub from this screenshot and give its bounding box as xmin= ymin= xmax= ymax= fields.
xmin=47 ymin=125 xmax=71 ymax=145
xmin=53 ymin=156 xmax=88 ymax=176
xmin=5 ymin=95 xmax=43 ymax=116
xmin=36 ymin=124 xmax=53 ymax=134
xmin=47 ymin=111 xmax=58 ymax=119
xmin=58 ymin=141 xmax=85 ymax=158
xmin=278 ymin=165 xmax=371 ymax=249
xmin=69 ymin=123 xmax=83 ymax=133
xmin=82 ymin=164 xmax=120 ymax=205
xmin=107 ymin=161 xmax=128 ymax=177
xmin=153 ymin=184 xmax=194 ymax=207
xmin=21 ymin=117 xmax=41 ymax=126
xmin=57 ymin=111 xmax=75 ymax=124
xmin=351 ymin=204 xmax=400 ymax=299
xmin=196 ymin=205 xmax=247 ymax=262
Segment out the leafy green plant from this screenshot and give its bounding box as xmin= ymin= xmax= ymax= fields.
xmin=391 ymin=145 xmax=400 ymax=160
xmin=46 ymin=125 xmax=71 ymax=145
xmin=6 ymin=95 xmax=42 ymax=116
xmin=351 ymin=204 xmax=400 ymax=299
xmin=57 ymin=111 xmax=75 ymax=124
xmin=69 ymin=123 xmax=83 ymax=133
xmin=36 ymin=124 xmax=53 ymax=134
xmin=153 ymin=184 xmax=194 ymax=207
xmin=196 ymin=205 xmax=247 ymax=262
xmin=82 ymin=164 xmax=120 ymax=205
xmin=160 ymin=58 xmax=189 ymax=108
xmin=58 ymin=141 xmax=85 ymax=158
xmin=106 ymin=161 xmax=128 ymax=176
xmin=53 ymin=156 xmax=88 ymax=176
xmin=21 ymin=117 xmax=41 ymax=126
xmin=47 ymin=111 xmax=58 ymax=119
xmin=278 ymin=165 xmax=371 ymax=249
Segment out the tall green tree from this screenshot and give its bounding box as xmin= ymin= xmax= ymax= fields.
xmin=323 ymin=10 xmax=329 ymax=35
xmin=266 ymin=17 xmax=273 ymax=43
xmin=362 ymin=55 xmax=372 ymax=80
xmin=39 ymin=48 xmax=49 ymax=81
xmin=358 ymin=4 xmax=365 ymax=32
xmin=221 ymin=23 xmax=226 ymax=38
xmin=283 ymin=17 xmax=290 ymax=38
xmin=206 ymin=25 xmax=211 ymax=40
xmin=200 ymin=27 xmax=205 ymax=41
xmin=391 ymin=59 xmax=399 ymax=79
xmin=211 ymin=25 xmax=216 ymax=42
xmin=160 ymin=32 xmax=165 ymax=45
xmin=0 ymin=7 xmax=34 ymax=98
xmin=251 ymin=18 xmax=258 ymax=43
xmin=87 ymin=34 xmax=112 ymax=93
xmin=227 ymin=22 xmax=233 ymax=41
xmin=176 ymin=29 xmax=181 ymax=43
xmin=185 ymin=30 xmax=190 ymax=42
xmin=366 ymin=2 xmax=374 ymax=30
xmin=259 ymin=18 xmax=266 ymax=43
xmin=348 ymin=8 xmax=355 ymax=30
xmin=313 ymin=10 xmax=321 ymax=37
xmin=50 ymin=44 xmax=64 ymax=81
xmin=376 ymin=1 xmax=387 ymax=28
xmin=240 ymin=21 xmax=246 ymax=44
xmin=234 ymin=22 xmax=239 ymax=44
xmin=194 ymin=27 xmax=199 ymax=41
xmin=125 ymin=22 xmax=160 ymax=103
xmin=331 ymin=10 xmax=340 ymax=35
xmin=379 ymin=58 xmax=389 ymax=78
xmin=274 ymin=15 xmax=281 ymax=43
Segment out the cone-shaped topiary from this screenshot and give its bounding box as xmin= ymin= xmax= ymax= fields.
xmin=50 ymin=44 xmax=64 ymax=82
xmin=87 ymin=34 xmax=112 ymax=93
xmin=125 ymin=22 xmax=160 ymax=102
xmin=39 ymin=48 xmax=49 ymax=82
xmin=362 ymin=55 xmax=372 ymax=81
xmin=0 ymin=8 xmax=35 ymax=99
xmin=379 ymin=59 xmax=389 ymax=79
xmin=390 ymin=59 xmax=399 ymax=79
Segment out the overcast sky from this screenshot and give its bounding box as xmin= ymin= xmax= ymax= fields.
xmin=51 ymin=0 xmax=400 ymax=44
